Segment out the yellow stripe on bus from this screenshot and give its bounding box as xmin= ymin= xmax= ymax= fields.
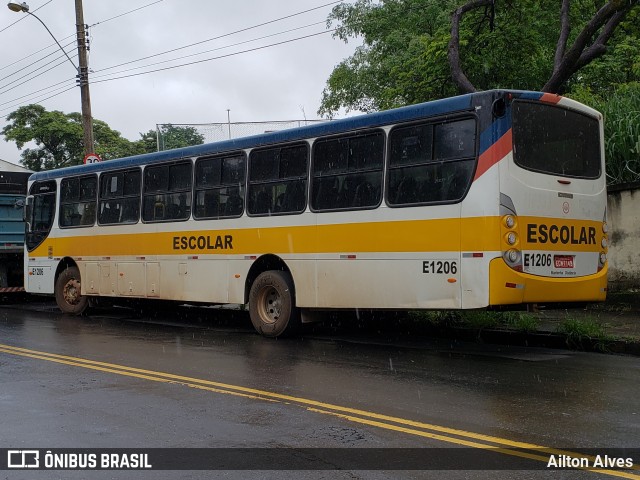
xmin=29 ymin=216 xmax=602 ymax=259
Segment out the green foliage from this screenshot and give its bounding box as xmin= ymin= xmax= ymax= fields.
xmin=2 ymin=105 xmax=207 ymax=171
xmin=459 ymin=310 xmax=501 ymax=329
xmin=568 ymin=83 xmax=640 ymax=185
xmin=557 ymin=317 xmax=613 ymax=351
xmin=2 ymin=105 xmax=143 ymax=171
xmin=407 ymin=309 xmax=461 ymax=326
xmin=409 ymin=309 xmax=538 ymax=333
xmin=499 ymin=311 xmax=539 ymax=333
xmin=140 ymin=124 xmax=205 ymax=153
xmin=320 ymin=0 xmax=459 ymax=116
xmin=319 ymin=0 xmax=640 ymax=117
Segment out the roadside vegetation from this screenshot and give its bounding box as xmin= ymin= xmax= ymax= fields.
xmin=408 ymin=308 xmax=625 ymax=353
xmin=556 ymin=317 xmax=614 ymax=351
xmin=408 ymin=310 xmax=539 ymax=333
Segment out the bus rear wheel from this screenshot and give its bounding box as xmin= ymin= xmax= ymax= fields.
xmin=55 ymin=266 xmax=88 ymax=315
xmin=249 ymin=270 xmax=299 ymax=337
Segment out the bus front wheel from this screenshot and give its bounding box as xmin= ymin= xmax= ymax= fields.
xmin=249 ymin=270 xmax=300 ymax=337
xmin=55 ymin=266 xmax=88 ymax=315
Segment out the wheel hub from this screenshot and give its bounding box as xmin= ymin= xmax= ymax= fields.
xmin=260 ymin=286 xmax=281 ymax=324
xmin=63 ymin=279 xmax=81 ymax=305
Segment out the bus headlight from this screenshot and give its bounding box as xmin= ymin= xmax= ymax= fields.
xmin=599 ymin=252 xmax=607 ymax=265
xmin=506 ymin=232 xmax=518 ymax=245
xmin=601 ymin=237 xmax=608 ymax=248
xmin=602 ymin=222 xmax=608 ymax=233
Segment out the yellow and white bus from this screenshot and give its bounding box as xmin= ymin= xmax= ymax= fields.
xmin=24 ymin=90 xmax=608 ymax=336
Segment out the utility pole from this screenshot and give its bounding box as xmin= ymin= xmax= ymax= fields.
xmin=75 ymin=0 xmax=95 ymax=156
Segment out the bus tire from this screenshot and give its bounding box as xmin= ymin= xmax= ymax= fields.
xmin=55 ymin=266 xmax=88 ymax=315
xmin=249 ymin=270 xmax=300 ymax=337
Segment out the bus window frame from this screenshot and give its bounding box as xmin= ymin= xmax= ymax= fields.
xmin=193 ymin=151 xmax=247 ymax=221
xmin=97 ymin=167 xmax=142 ymax=226
xmin=309 ymin=128 xmax=385 ymax=213
xmin=385 ymin=115 xmax=478 ymax=208
xmin=246 ymin=142 xmax=309 ymax=218
xmin=141 ymin=160 xmax=193 ymax=224
xmin=59 ymin=174 xmax=98 ymax=229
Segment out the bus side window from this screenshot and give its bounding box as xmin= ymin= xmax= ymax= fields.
xmin=254 ymin=187 xmax=272 ymax=215
xmin=311 ymin=131 xmax=383 ymax=212
xmin=98 ymin=169 xmax=141 ymax=225
xmin=387 ymin=118 xmax=475 ymax=206
xmin=224 ymin=188 xmax=244 ymax=216
xmin=194 ymin=153 xmax=246 ymax=220
xmin=248 ymin=143 xmax=308 ymax=217
xmin=393 ymin=176 xmax=417 ymax=205
xmin=143 ymin=162 xmax=191 ymax=223
xmin=59 ymin=175 xmax=97 ymax=228
xmin=282 ymin=181 xmax=305 ymax=212
xmin=202 ymin=191 xmax=219 ymax=217
xmin=312 ymin=177 xmax=338 ymax=210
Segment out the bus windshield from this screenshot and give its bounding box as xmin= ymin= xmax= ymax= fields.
xmin=511 ymin=100 xmax=601 ymax=179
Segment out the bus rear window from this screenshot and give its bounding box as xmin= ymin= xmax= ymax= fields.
xmin=512 ymin=101 xmax=601 ymax=179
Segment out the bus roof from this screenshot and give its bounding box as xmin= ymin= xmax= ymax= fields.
xmin=27 ymin=90 xmax=550 ymax=182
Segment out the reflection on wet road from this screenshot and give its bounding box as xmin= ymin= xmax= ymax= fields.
xmin=1 ymin=301 xmax=639 ymax=478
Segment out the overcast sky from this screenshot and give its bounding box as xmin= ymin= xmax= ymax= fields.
xmin=0 ymin=0 xmax=360 ymax=166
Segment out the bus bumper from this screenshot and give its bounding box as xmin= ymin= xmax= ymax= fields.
xmin=488 ymin=258 xmax=608 ymax=305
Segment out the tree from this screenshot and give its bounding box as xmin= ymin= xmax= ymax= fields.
xmin=2 ymin=105 xmax=143 ymax=171
xmin=449 ymin=0 xmax=639 ymax=94
xmin=319 ymin=0 xmax=640 ymax=117
xmin=138 ymin=124 xmax=205 ymax=154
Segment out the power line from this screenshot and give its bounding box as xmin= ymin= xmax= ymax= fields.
xmin=0 ymin=26 xmax=337 ymax=116
xmin=0 ymin=57 xmax=74 ymax=95
xmin=0 ymin=76 xmax=74 ymax=108
xmin=0 ymin=82 xmax=77 ymax=116
xmin=87 ymin=0 xmax=165 ymax=28
xmin=0 ymin=39 xmax=76 ymax=87
xmin=92 ymin=0 xmax=342 ymax=74
xmin=0 ymin=1 xmax=167 ymax=113
xmin=0 ymin=0 xmax=166 ymax=74
xmin=0 ymin=0 xmax=337 ymax=98
xmin=1 ymin=2 xmax=343 ymax=115
xmin=91 ymin=29 xmax=335 ymax=85
xmin=90 ymin=20 xmax=327 ymax=80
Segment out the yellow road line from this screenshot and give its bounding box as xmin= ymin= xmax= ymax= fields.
xmin=1 ymin=342 xmax=637 ymax=478
xmin=308 ymin=408 xmax=639 ymax=479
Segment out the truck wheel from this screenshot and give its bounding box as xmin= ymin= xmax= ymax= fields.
xmin=55 ymin=266 xmax=88 ymax=315
xmin=249 ymin=270 xmax=299 ymax=337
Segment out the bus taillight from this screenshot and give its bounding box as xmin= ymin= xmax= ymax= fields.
xmin=502 ymin=213 xmax=522 ymax=271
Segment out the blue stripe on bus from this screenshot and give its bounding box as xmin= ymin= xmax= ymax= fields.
xmin=515 ymin=92 xmax=545 ymax=101
xmin=479 ymin=106 xmax=512 ymax=155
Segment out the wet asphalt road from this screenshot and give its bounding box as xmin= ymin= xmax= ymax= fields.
xmin=0 ymin=299 xmax=639 ymax=480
